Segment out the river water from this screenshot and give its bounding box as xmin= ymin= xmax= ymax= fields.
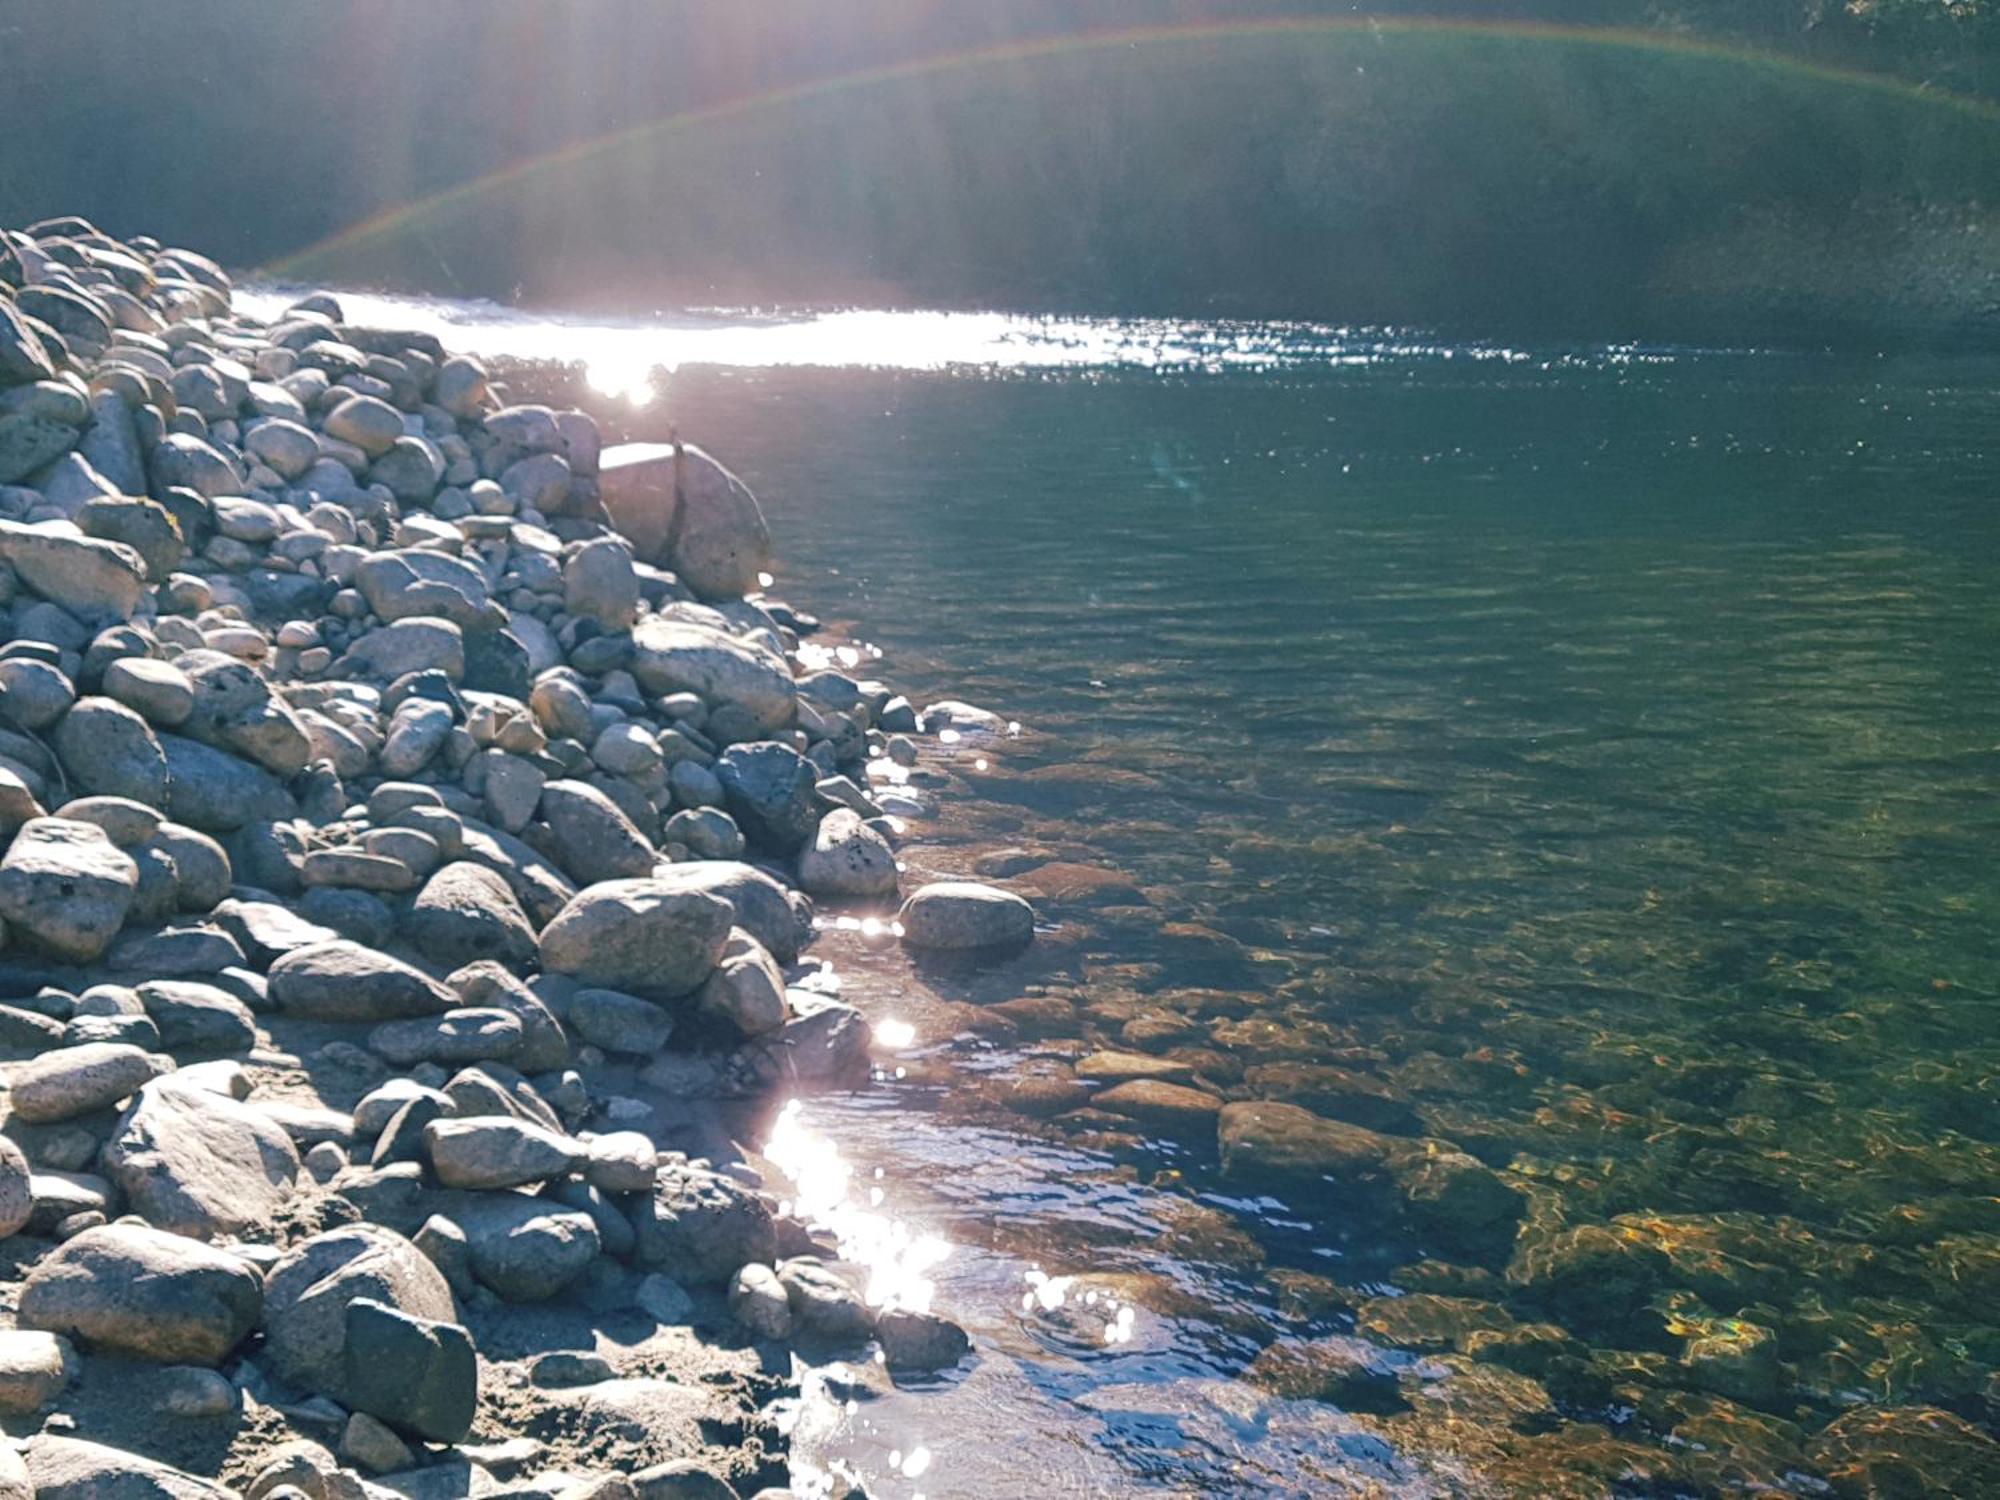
xmin=248 ymin=291 xmax=2000 ymax=1496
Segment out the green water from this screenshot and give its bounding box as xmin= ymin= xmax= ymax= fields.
xmin=620 ymin=346 xmax=2000 ymax=1496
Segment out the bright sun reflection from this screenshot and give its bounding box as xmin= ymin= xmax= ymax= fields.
xmin=765 ymin=1099 xmax=951 ymax=1314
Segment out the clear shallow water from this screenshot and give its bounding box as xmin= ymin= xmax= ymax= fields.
xmin=302 ymin=291 xmax=2000 ymax=1495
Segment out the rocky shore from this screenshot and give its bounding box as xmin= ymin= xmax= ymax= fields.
xmin=0 ymin=217 xmax=1024 ymax=1498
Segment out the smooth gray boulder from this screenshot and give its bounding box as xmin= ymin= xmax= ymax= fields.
xmin=897 ymin=880 xmax=1035 ymax=951
xmin=267 ymin=940 xmax=458 ymax=1022
xmin=538 ymin=878 xmax=733 ymax=998
xmin=598 ymin=441 xmax=772 ymax=599
xmin=24 ymin=1433 xmax=234 ymax=1498
xmin=455 ymin=1192 xmax=600 ymax=1302
xmin=18 ymin=1222 xmax=263 ymax=1365
xmin=8 ymin=1041 xmax=168 ymax=1123
xmin=0 ymin=520 xmax=144 ymax=620
xmin=796 ymin=807 xmax=899 ymax=899
xmin=537 ymin=779 xmax=656 ymax=885
xmin=101 ymin=1075 xmax=300 ymax=1240
xmin=424 ymin=1115 xmax=582 ymax=1190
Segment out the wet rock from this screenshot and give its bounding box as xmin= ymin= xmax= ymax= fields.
xmin=631 ymin=1159 xmax=777 ymax=1286
xmin=18 ymin=1221 xmax=263 ymax=1364
xmin=101 ymin=1074 xmax=300 ymax=1239
xmin=262 ymin=1223 xmax=458 ymax=1402
xmin=1091 ymin=1079 xmax=1225 ymax=1134
xmin=1216 ymin=1100 xmax=1397 ymax=1205
xmin=728 ymin=1262 xmax=792 ymax=1339
xmin=539 ymin=877 xmax=734 ymax=998
xmin=1246 ymin=1334 xmax=1411 ymax=1414
xmin=0 ymin=815 xmax=138 ymax=961
xmin=875 ymin=1307 xmax=970 ymax=1372
xmin=426 ymin=1115 xmax=583 ymax=1189
xmin=342 ymin=1296 xmax=477 ymax=1444
xmin=1807 ymin=1405 xmax=2000 ymax=1498
xmin=405 ymin=861 xmax=539 ymax=968
xmin=898 ymin=880 xmax=1034 ymax=951
xmin=268 ymin=940 xmax=458 ymax=1021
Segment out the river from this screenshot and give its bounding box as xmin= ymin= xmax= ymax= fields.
xmin=244 ymin=289 xmax=2000 ymax=1497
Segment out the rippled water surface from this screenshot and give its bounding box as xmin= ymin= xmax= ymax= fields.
xmin=307 ymin=291 xmax=2000 ymax=1495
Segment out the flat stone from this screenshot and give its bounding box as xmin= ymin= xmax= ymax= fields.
xmin=23 ymin=1433 xmax=234 ymax=1498
xmin=268 ymin=940 xmax=457 ymax=1022
xmin=9 ymin=1041 xmax=168 ymax=1123
xmin=898 ymin=880 xmax=1035 ymax=951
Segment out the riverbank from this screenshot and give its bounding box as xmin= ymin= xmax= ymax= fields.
xmin=0 ymin=216 xmax=1019 ymax=1497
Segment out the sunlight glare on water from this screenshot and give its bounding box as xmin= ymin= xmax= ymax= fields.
xmin=764 ymin=1098 xmax=951 ymax=1315
xmin=234 ymin=285 xmax=1578 ymax=390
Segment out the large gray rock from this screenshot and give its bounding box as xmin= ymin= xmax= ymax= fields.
xmin=267 ymin=940 xmax=458 ymax=1022
xmin=158 ymin=734 xmax=295 ymax=832
xmin=538 ymin=878 xmax=733 ymax=998
xmin=0 ymin=815 xmax=138 ymax=961
xmin=8 ymin=1041 xmax=168 ymax=1123
xmin=567 ymin=987 xmax=672 ymax=1055
xmin=322 ymin=394 xmax=404 ymax=457
xmin=537 ymin=779 xmax=655 ymax=885
xmin=262 ymin=1224 xmax=457 ymax=1402
xmin=424 ymin=1115 xmax=582 ymax=1190
xmin=1216 ymin=1100 xmax=1398 ymax=1197
xmin=405 ymin=861 xmax=538 ymax=968
xmin=24 ymin=1433 xmax=234 ymax=1499
xmin=101 ymin=1075 xmax=300 ymax=1240
xmin=897 ymin=880 xmax=1035 ymax=951
xmin=18 ymin=1222 xmax=263 ymax=1365
xmin=369 ymin=1009 xmax=522 ymax=1068
xmin=598 ymin=441 xmax=771 ymax=599
xmin=630 ymin=618 xmax=794 ymax=737
xmin=630 ymin=1159 xmax=777 ymax=1287
xmin=0 ymin=298 xmax=55 ymax=386
xmin=0 ymin=1327 xmax=70 ymax=1415
xmin=796 ymin=807 xmax=898 ymax=899
xmin=647 ymin=860 xmax=812 ymax=964
xmin=342 ymin=1297 xmax=477 ymax=1444
xmin=172 ymin=649 xmax=310 ymax=777
xmin=51 ymin=696 xmax=170 ymax=808
xmin=715 ymin=741 xmax=819 ymax=854
xmin=149 ymin=431 xmax=241 ymax=500
xmin=562 ymin=535 xmax=640 ymax=630
xmin=78 ymin=391 xmax=145 ymax=494
xmin=0 ymin=520 xmax=144 ymax=620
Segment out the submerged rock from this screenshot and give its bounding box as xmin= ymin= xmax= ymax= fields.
xmin=898 ymin=880 xmax=1035 ymax=951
